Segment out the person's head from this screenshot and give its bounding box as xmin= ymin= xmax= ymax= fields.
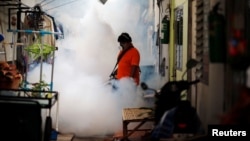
xmin=117 ymin=32 xmax=132 ymax=49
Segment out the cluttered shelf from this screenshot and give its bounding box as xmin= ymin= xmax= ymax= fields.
xmin=0 ymin=61 xmax=58 ymax=108
xmin=0 ymin=88 xmax=58 ymax=108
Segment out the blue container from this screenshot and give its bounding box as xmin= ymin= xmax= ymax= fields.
xmin=0 ymin=34 xmax=4 ymax=42
xmin=50 ymin=129 xmax=58 ymax=141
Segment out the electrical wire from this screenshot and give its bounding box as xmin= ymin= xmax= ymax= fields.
xmin=40 ymin=0 xmax=55 ymax=7
xmin=44 ymin=0 xmax=80 ymax=11
xmin=37 ymin=0 xmax=48 ymax=5
xmin=10 ymin=0 xmax=80 ymax=13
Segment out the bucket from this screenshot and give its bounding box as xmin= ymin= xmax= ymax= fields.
xmin=50 ymin=129 xmax=58 ymax=141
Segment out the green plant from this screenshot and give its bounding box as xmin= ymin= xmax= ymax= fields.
xmin=25 ymin=37 xmax=56 ymax=60
xmin=31 ymin=80 xmax=50 ymax=97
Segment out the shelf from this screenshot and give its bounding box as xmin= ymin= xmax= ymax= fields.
xmin=0 ymin=88 xmax=58 ymax=108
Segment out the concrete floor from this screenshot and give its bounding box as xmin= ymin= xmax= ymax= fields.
xmin=71 ymin=135 xmax=208 ymax=141
xmin=72 ymin=136 xmax=114 ymax=141
xmin=57 ymin=131 xmax=209 ymax=141
xmin=57 ymin=131 xmax=147 ymax=141
xmin=72 ymin=137 xmax=108 ymax=141
xmin=72 ymin=136 xmax=144 ymax=141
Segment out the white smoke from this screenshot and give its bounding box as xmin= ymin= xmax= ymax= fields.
xmin=26 ymin=0 xmax=156 ymax=137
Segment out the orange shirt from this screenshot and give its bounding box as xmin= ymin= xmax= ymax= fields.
xmin=117 ymin=47 xmax=140 ymax=85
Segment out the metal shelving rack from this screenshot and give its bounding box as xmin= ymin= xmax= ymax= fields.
xmin=4 ymin=28 xmax=61 ymax=140
xmin=0 ymin=88 xmax=59 ymax=141
xmin=0 ymin=1 xmax=62 ymax=141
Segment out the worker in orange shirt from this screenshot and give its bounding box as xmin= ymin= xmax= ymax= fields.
xmin=115 ymin=32 xmax=140 ymax=86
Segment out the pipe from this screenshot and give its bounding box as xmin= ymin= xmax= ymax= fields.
xmin=7 ymin=29 xmax=62 ymax=35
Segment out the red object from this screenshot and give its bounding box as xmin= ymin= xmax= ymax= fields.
xmin=177 ymin=123 xmax=187 ymax=129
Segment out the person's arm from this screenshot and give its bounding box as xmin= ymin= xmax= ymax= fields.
xmin=130 ymin=48 xmax=140 ymax=78
xmin=130 ymin=65 xmax=138 ymax=78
